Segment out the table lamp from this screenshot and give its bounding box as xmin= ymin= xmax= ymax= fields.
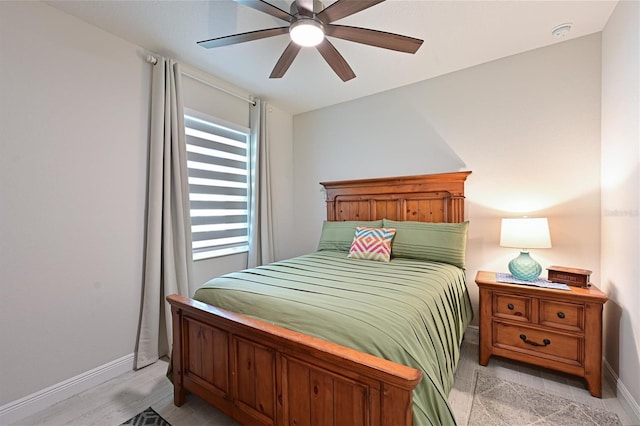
xmin=500 ymin=217 xmax=551 ymax=281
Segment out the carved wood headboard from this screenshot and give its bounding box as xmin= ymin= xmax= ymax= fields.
xmin=320 ymin=171 xmax=471 ymax=223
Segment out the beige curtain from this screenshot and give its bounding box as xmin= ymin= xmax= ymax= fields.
xmin=247 ymin=99 xmax=275 ymax=267
xmin=135 ymin=57 xmax=192 ymax=370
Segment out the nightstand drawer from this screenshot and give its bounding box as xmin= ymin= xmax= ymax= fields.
xmin=493 ymin=293 xmax=531 ymax=322
xmin=493 ymin=322 xmax=582 ymax=366
xmin=540 ymin=300 xmax=584 ymax=332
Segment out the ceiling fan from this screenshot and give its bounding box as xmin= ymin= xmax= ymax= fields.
xmin=197 ymin=0 xmax=424 ymax=82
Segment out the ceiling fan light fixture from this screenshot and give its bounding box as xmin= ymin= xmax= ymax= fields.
xmin=290 ymin=18 xmax=324 ymax=47
xmin=198 ymin=0 xmax=424 ymax=81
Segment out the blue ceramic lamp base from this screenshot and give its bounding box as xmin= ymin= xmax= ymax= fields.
xmin=508 ymin=251 xmax=542 ymax=281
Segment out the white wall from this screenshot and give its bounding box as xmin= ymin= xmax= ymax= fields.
xmin=0 ymin=1 xmax=148 ymax=405
xmin=293 ymin=35 xmax=602 ymax=331
xmin=601 ymin=0 xmax=640 ymax=412
xmin=0 ymin=0 xmax=294 ymax=408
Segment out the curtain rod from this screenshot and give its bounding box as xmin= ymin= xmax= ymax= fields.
xmin=146 ymin=54 xmax=256 ymax=106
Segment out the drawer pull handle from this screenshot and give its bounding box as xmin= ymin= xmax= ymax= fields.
xmin=519 ymin=334 xmax=551 ymax=347
xmin=557 ymin=312 xmax=565 ymax=319
xmin=507 ymin=303 xmax=514 ymax=310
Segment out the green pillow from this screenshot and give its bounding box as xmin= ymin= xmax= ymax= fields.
xmin=382 ymin=219 xmax=469 ymax=268
xmin=317 ymin=220 xmax=384 ymax=252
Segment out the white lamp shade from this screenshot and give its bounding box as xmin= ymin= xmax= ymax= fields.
xmin=290 ymin=19 xmax=325 ymax=47
xmin=500 ymin=217 xmax=552 ymax=250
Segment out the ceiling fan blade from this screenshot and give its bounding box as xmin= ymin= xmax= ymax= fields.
xmin=198 ymin=27 xmax=289 ymax=48
xmin=325 ymin=25 xmax=423 ymax=54
xmin=234 ymin=0 xmax=293 ymax=22
xmin=315 ymin=39 xmax=356 ymax=82
xmin=270 ymin=42 xmax=302 ymax=78
xmin=295 ymin=0 xmax=314 ymax=17
xmin=316 ymin=0 xmax=385 ymax=24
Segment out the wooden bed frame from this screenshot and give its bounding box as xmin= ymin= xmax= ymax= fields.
xmin=167 ymin=171 xmax=471 ymax=426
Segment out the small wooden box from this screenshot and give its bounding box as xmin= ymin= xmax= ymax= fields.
xmin=547 ymin=266 xmax=592 ymax=287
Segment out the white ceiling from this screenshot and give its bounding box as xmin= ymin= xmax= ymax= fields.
xmin=47 ymin=0 xmax=617 ymax=115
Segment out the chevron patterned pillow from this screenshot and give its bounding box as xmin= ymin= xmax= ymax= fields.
xmin=348 ymin=227 xmax=396 ymax=262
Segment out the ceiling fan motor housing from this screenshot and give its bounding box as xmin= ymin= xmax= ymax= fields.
xmin=289 ymin=0 xmax=326 ymax=16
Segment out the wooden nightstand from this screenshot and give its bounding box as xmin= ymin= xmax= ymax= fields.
xmin=475 ymin=270 xmax=608 ymax=397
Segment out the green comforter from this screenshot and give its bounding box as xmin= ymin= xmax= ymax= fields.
xmin=194 ymin=251 xmax=473 ymax=425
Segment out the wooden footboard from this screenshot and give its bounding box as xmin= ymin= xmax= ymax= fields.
xmin=167 ymin=294 xmax=422 ymax=426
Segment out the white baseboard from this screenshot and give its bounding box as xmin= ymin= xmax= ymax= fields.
xmin=603 ymin=358 xmax=640 ymax=425
xmin=0 ymin=353 xmax=134 ymax=425
xmin=466 ymin=324 xmax=479 ymax=335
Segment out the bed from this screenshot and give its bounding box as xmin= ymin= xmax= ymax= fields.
xmin=167 ymin=171 xmax=473 ymax=425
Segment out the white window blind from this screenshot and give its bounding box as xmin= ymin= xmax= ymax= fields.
xmin=185 ymin=110 xmax=251 ymax=260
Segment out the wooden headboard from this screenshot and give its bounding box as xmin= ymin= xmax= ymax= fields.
xmin=320 ymin=171 xmax=471 ymax=223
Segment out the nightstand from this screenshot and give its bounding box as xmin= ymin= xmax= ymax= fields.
xmin=475 ymin=270 xmax=608 ymax=397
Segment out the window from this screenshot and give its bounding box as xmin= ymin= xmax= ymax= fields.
xmin=184 ymin=109 xmax=251 ymax=260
